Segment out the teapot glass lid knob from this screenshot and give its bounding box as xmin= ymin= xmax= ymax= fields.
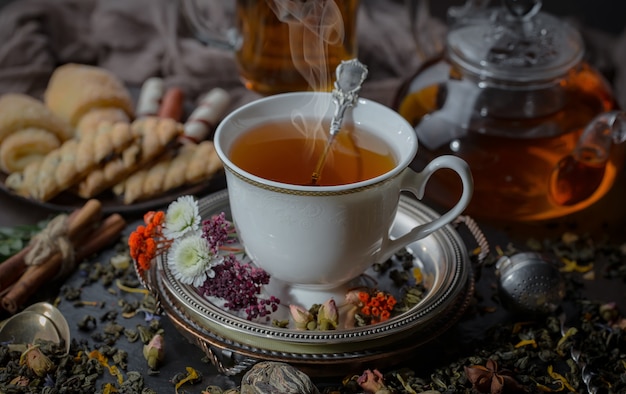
xmin=503 ymin=0 xmax=541 ymax=20
xmin=446 ymin=0 xmax=583 ymax=82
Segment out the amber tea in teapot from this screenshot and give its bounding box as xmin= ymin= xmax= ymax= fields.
xmin=396 ymin=1 xmax=626 ymax=221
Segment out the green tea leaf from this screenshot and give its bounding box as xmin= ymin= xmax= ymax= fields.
xmin=0 ymin=222 xmax=48 ymax=263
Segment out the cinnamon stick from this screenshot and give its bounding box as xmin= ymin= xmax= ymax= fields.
xmin=0 ymin=199 xmax=102 ymax=293
xmin=75 ymin=213 xmax=126 ymax=261
xmin=0 ymin=247 xmax=30 ymax=295
xmin=1 ymin=213 xmax=125 ymax=314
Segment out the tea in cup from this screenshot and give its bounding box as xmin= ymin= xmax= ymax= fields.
xmin=213 ymin=92 xmax=473 ymax=302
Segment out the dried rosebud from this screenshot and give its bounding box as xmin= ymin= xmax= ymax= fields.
xmin=599 ymin=302 xmax=619 ymax=322
xmin=338 ymin=304 xmax=358 ymax=330
xmin=345 ymin=287 xmax=367 ymax=306
xmin=289 ymin=304 xmax=313 ymax=330
xmin=19 ymin=345 xmax=55 ymax=377
xmin=357 ymin=369 xmax=391 ymax=394
xmin=143 ymin=333 xmax=165 ymax=369
xmin=9 ymin=376 xmax=29 ymax=386
xmin=317 ymin=298 xmax=338 ymax=330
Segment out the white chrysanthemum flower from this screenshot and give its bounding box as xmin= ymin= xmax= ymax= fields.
xmin=162 ymin=195 xmax=201 ymax=239
xmin=167 ymin=232 xmax=222 ymax=287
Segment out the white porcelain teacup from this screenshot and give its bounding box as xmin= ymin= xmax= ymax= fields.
xmin=214 ymin=92 xmax=473 ymax=301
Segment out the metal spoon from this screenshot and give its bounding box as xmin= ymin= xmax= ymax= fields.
xmin=24 ymin=302 xmax=71 ymax=354
xmin=0 ymin=302 xmax=70 ymax=354
xmin=310 ymin=58 xmax=368 ymax=185
xmin=0 ymin=311 xmax=60 ymax=352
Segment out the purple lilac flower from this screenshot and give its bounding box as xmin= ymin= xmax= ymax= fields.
xmin=201 ymin=212 xmax=235 ymax=254
xmin=198 ymin=254 xmax=280 ymax=320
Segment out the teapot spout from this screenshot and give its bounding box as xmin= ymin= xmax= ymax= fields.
xmin=549 ymin=111 xmax=626 ymax=206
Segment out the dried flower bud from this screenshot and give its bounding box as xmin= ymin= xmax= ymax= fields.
xmin=599 ymin=302 xmax=619 ymax=322
xmin=143 ymin=333 xmax=165 ymax=369
xmin=241 ymin=361 xmax=319 ymax=394
xmin=9 ymin=376 xmax=29 ymax=386
xmin=110 ymin=253 xmax=131 ymax=270
xmin=317 ymin=298 xmax=338 ymax=330
xmin=19 ymin=345 xmax=55 ymax=377
xmin=345 ymin=288 xmax=366 ymax=305
xmin=357 ymin=369 xmax=391 ymax=394
xmin=289 ymin=305 xmax=313 ymax=330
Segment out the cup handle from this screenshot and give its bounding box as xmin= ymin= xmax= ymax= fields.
xmin=378 ymin=155 xmax=473 ymax=263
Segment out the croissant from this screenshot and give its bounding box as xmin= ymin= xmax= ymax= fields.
xmin=0 ymin=93 xmax=73 ymax=173
xmin=44 ymin=63 xmax=134 ymax=131
xmin=113 ymin=141 xmax=223 ymax=204
xmin=76 ymin=117 xmax=184 ymax=199
xmin=5 ymin=120 xmax=136 ymax=201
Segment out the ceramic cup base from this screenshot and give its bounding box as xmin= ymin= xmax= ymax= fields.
xmin=265 ymin=275 xmax=375 ymax=307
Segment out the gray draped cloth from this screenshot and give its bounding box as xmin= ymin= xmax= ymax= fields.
xmin=0 ymin=0 xmax=427 ymax=110
xmin=0 ymin=0 xmax=624 ymax=110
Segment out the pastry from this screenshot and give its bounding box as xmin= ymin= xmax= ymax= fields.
xmin=5 ymin=120 xmax=136 ymax=201
xmin=76 ymin=117 xmax=183 ymax=198
xmin=76 ymin=107 xmax=130 ymax=138
xmin=0 ymin=93 xmax=73 ymax=173
xmin=113 ymin=140 xmax=223 ymax=204
xmin=0 ymin=128 xmax=62 ymax=173
xmin=44 ymin=63 xmax=134 ymax=128
xmin=6 ymin=139 xmax=79 ymax=201
xmin=75 ymin=121 xmax=135 ymax=172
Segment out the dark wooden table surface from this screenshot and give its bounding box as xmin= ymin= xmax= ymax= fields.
xmin=1 ymin=74 xmax=625 ymax=389
xmin=1 ymin=162 xmax=625 ymax=391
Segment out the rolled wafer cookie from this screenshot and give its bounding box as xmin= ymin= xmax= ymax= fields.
xmin=183 ymin=88 xmax=231 ymax=142
xmin=157 ymin=87 xmax=185 ymax=121
xmin=136 ymin=77 xmax=164 ymax=118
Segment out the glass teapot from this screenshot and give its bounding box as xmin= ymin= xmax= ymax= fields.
xmin=395 ymin=0 xmax=626 ymax=221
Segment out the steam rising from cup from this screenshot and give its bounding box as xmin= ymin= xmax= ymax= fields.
xmin=268 ymin=0 xmax=345 ymax=92
xmin=266 ymin=0 xmax=355 ymax=161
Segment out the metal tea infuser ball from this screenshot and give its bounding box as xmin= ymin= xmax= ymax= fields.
xmin=495 ymin=252 xmax=566 ymax=315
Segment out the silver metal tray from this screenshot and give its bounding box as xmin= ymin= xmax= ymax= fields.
xmin=139 ymin=189 xmax=478 ymax=376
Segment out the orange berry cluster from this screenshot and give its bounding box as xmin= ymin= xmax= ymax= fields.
xmin=358 ymin=290 xmax=397 ymax=324
xmin=128 ymin=211 xmax=168 ymax=271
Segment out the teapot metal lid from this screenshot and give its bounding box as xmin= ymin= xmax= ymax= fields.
xmin=446 ymin=0 xmax=584 ymax=83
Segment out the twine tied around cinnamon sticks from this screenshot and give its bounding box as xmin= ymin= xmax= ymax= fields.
xmin=0 ymin=199 xmax=127 ymax=314
xmin=24 ymin=214 xmax=75 ymax=278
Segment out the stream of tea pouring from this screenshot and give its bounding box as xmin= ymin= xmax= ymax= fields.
xmin=310 ymin=59 xmax=368 ymax=185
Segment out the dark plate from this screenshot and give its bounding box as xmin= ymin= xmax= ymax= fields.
xmin=0 ymin=172 xmax=226 ymax=215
